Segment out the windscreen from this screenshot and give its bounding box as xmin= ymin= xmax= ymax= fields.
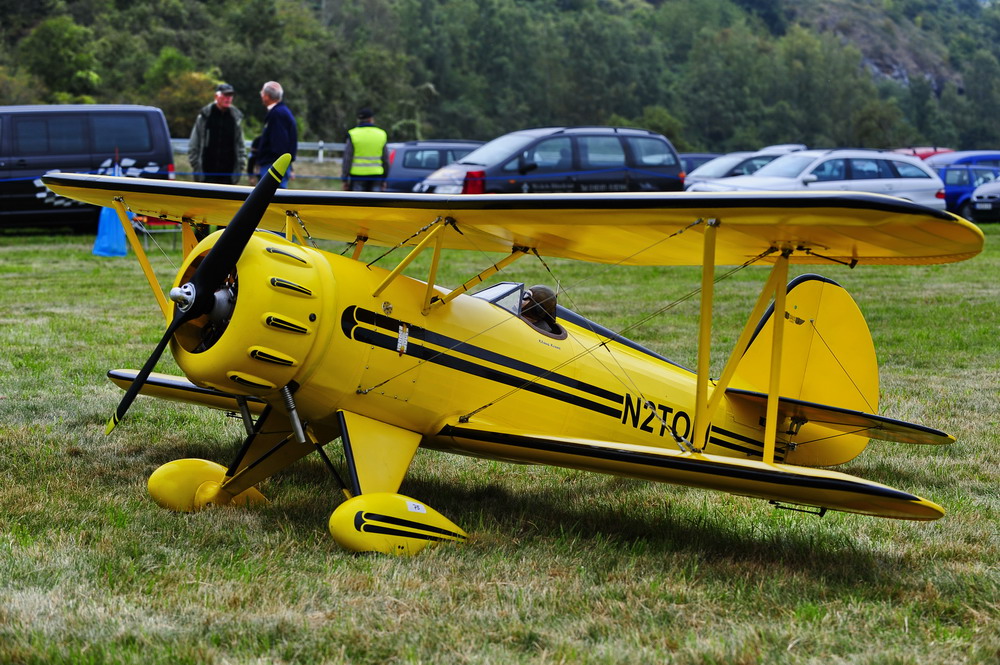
xmin=752 ymin=154 xmax=816 ymax=178
xmin=457 ymin=134 xmax=536 ymax=165
xmin=688 ymin=153 xmax=751 ymax=177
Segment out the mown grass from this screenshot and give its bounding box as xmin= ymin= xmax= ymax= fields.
xmin=0 ymin=223 xmax=997 ymax=664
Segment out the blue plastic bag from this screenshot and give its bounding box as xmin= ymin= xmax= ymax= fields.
xmin=93 ymin=205 xmax=129 ymax=257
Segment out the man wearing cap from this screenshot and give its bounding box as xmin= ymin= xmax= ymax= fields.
xmin=342 ymin=107 xmax=389 ymax=191
xmin=188 ymin=83 xmax=246 ymax=184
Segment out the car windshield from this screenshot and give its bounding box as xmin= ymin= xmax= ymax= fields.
xmin=457 ymin=134 xmax=536 ymax=166
xmin=752 ymin=154 xmax=816 ymax=178
xmin=688 ymin=153 xmax=751 ymax=177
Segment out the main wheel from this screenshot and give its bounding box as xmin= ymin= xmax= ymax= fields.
xmin=148 ymin=458 xmax=266 ymax=512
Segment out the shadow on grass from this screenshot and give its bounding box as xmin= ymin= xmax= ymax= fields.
xmin=127 ymin=434 xmax=920 ymax=591
xmin=202 ymin=459 xmax=910 ymax=589
xmin=406 ymin=475 xmax=902 ymax=580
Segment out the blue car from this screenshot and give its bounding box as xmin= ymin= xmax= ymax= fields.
xmin=926 ymin=151 xmax=1000 ymax=217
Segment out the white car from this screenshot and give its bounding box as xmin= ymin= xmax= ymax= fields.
xmin=687 ymin=149 xmax=947 ymax=210
xmin=683 ymin=145 xmax=806 ymax=190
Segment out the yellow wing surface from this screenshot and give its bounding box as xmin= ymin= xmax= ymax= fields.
xmin=436 ymin=424 xmax=943 ymax=520
xmin=42 ymin=174 xmax=983 ymax=266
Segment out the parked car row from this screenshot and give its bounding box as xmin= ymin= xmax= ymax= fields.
xmin=6 ymin=102 xmax=998 ymax=229
xmin=923 ymin=150 xmax=1000 ymax=221
xmin=384 ymin=139 xmax=484 ymax=192
xmin=687 ymin=148 xmax=947 ymax=211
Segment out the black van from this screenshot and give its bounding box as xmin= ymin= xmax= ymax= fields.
xmin=0 ymin=105 xmax=174 ymax=228
xmin=413 ymin=126 xmax=684 ymax=194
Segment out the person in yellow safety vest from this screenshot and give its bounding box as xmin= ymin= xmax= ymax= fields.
xmin=343 ymin=107 xmax=389 ymax=191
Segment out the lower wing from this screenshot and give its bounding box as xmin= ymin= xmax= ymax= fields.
xmin=436 ymin=423 xmax=944 ymax=520
xmin=107 ymin=369 xmax=266 ymax=414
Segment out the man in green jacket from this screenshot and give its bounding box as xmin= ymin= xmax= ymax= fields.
xmin=188 ymin=83 xmax=246 ymax=184
xmin=343 ymin=107 xmax=388 ymax=191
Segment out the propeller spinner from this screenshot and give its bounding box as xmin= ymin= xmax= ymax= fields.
xmin=106 ymin=154 xmax=292 ymax=434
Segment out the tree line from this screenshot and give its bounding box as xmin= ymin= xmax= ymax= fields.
xmin=3 ymin=0 xmax=1000 ymax=152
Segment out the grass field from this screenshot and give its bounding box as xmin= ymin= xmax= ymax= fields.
xmin=0 ymin=219 xmax=997 ymax=664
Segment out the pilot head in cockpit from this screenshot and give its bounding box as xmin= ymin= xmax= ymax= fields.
xmin=521 ymin=285 xmax=559 ymax=334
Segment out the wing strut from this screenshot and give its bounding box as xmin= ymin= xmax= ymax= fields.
xmin=692 ymin=219 xmax=719 ymax=452
xmin=373 ymin=222 xmax=447 ymax=297
xmin=426 ymin=247 xmax=529 ymax=312
xmin=112 ymin=197 xmax=172 ymax=323
xmin=761 ymin=249 xmax=791 ymax=463
xmin=703 ymin=254 xmax=785 ymax=426
xmin=422 ymin=227 xmax=445 ymax=313
xmin=691 ymin=223 xmax=792 ymax=464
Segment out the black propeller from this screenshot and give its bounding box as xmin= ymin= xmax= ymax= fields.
xmin=106 ymin=155 xmax=292 ymax=434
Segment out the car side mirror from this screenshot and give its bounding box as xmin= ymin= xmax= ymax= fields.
xmin=801 ymin=174 xmax=818 ymax=185
xmin=519 ymin=160 xmax=538 ymax=175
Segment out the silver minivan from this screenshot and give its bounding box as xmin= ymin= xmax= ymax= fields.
xmin=0 ymin=104 xmax=174 ymax=229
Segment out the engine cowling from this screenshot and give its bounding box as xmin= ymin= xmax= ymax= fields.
xmin=171 ymin=232 xmax=329 ymax=397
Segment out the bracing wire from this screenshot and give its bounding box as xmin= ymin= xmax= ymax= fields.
xmin=356 ymin=218 xmax=712 ymax=396
xmin=458 ymin=245 xmax=779 ymax=426
xmin=804 ymin=322 xmax=879 ymax=414
xmin=364 ymin=216 xmax=444 ymax=268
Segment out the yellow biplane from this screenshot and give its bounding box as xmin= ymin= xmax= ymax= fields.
xmin=43 ymin=156 xmax=984 ymax=555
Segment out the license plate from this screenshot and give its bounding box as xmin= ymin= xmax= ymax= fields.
xmin=975 ymin=202 xmax=993 ymax=210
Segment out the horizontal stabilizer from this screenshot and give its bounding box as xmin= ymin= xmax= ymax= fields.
xmin=437 ymin=424 xmax=944 ymax=520
xmin=107 ymin=369 xmax=266 ymax=414
xmin=725 ymin=388 xmax=954 ymax=445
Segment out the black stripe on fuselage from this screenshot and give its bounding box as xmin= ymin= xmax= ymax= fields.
xmin=341 ymin=306 xmax=624 ymax=416
xmin=356 ymin=325 xmax=622 ymax=418
xmin=708 ymin=425 xmax=784 ymax=460
xmin=438 ymin=426 xmax=919 ymax=502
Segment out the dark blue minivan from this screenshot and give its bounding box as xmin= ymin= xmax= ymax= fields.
xmin=1 ymin=105 xmax=174 ymax=229
xmin=414 ymin=126 xmax=684 ymax=194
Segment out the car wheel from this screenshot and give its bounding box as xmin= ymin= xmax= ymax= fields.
xmin=959 ymin=202 xmax=973 ymax=220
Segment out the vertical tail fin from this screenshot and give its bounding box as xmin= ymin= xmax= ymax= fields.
xmin=729 ymin=274 xmax=879 ymax=466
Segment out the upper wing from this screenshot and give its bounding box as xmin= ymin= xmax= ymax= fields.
xmin=43 ymin=173 xmax=983 ymax=267
xmin=436 ymin=423 xmax=944 ymax=521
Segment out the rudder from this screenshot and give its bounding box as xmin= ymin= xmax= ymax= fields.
xmin=729 ymin=274 xmax=879 ymax=466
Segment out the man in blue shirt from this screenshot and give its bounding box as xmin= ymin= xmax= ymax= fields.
xmin=257 ymin=80 xmax=297 ymax=188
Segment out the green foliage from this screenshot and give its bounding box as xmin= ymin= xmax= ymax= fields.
xmin=957 ymin=49 xmax=1000 ymax=147
xmin=0 ymin=65 xmax=47 ymax=105
xmin=609 ymin=105 xmax=691 ymax=151
xmin=3 ymin=0 xmax=1000 ymax=148
xmin=17 ymin=15 xmax=100 ymax=100
xmin=152 ymin=70 xmax=218 ymax=138
xmin=142 ymin=47 xmax=194 ymax=94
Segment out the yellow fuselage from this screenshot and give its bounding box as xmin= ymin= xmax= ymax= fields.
xmin=172 ymin=233 xmax=786 ymax=472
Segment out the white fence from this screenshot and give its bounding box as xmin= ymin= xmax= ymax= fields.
xmin=170 ymin=138 xmax=345 ymax=163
